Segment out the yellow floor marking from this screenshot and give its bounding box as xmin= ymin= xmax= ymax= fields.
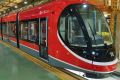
xmin=0 ymin=41 xmax=79 ymax=80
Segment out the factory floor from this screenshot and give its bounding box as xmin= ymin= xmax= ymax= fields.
xmin=113 ymin=61 xmax=120 ymax=76
xmin=0 ymin=41 xmax=60 ymax=80
xmin=1 ymin=40 xmax=120 ymax=80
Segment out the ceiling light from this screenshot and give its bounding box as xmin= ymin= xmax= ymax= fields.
xmin=15 ymin=5 xmax=18 ymax=8
xmin=83 ymin=4 xmax=87 ymax=8
xmin=24 ymin=1 xmax=28 ymax=4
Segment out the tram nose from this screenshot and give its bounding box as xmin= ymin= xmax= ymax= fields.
xmin=90 ymin=49 xmax=117 ymax=73
xmin=92 ymin=62 xmax=117 ymax=73
xmin=90 ymin=49 xmax=116 ymax=62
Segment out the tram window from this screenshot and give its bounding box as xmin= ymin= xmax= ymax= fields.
xmin=20 ymin=21 xmax=28 ymax=40
xmin=20 ymin=19 xmax=39 ymax=43
xmin=59 ymin=14 xmax=86 ymax=47
xmin=28 ymin=21 xmax=38 ymax=42
xmin=78 ymin=5 xmax=112 ymax=45
xmin=59 ymin=17 xmax=65 ymax=40
xmin=8 ymin=22 xmax=16 ymax=37
xmin=2 ymin=23 xmax=7 ymax=35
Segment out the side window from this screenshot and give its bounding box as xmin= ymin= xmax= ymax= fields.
xmin=59 ymin=17 xmax=65 ymax=40
xmin=2 ymin=23 xmax=7 ymax=35
xmin=59 ymin=11 xmax=86 ymax=46
xmin=28 ymin=21 xmax=38 ymax=42
xmin=20 ymin=19 xmax=39 ymax=43
xmin=20 ymin=21 xmax=28 ymax=40
xmin=1 ymin=22 xmax=16 ymax=37
xmin=8 ymin=22 xmax=16 ymax=37
xmin=68 ymin=16 xmax=85 ymax=45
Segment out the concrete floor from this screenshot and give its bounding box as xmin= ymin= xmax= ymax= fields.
xmin=0 ymin=43 xmax=60 ymax=80
xmin=1 ymin=41 xmax=120 ymax=80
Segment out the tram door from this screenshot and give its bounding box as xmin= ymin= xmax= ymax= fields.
xmin=39 ymin=18 xmax=48 ymax=60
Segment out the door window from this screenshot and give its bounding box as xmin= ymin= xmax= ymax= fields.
xmin=40 ymin=18 xmax=47 ymax=46
xmin=39 ymin=18 xmax=48 ymax=59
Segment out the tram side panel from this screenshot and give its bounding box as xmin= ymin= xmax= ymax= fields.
xmin=7 ymin=22 xmax=17 ymax=47
xmin=1 ymin=22 xmax=9 ymax=43
xmin=1 ymin=14 xmax=17 ymax=47
xmin=0 ymin=22 xmax=1 ymax=40
xmin=18 ymin=19 xmax=40 ymax=59
xmin=48 ymin=12 xmax=94 ymax=72
xmin=8 ymin=15 xmax=18 ymax=47
xmin=1 ymin=21 xmax=17 ymax=47
xmin=47 ymin=7 xmax=92 ymax=72
xmin=47 ymin=4 xmax=86 ymax=71
xmin=0 ymin=0 xmax=117 ymax=73
xmin=0 ymin=18 xmax=3 ymax=40
xmin=17 ymin=4 xmax=53 ymax=60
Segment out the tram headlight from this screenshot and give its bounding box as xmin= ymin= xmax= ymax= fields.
xmin=83 ymin=4 xmax=87 ymax=8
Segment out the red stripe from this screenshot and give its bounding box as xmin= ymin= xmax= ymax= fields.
xmin=19 ymin=40 xmax=39 ymax=51
xmin=10 ymin=37 xmax=39 ymax=51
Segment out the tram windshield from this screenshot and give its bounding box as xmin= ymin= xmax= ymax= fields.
xmin=59 ymin=4 xmax=113 ymax=47
xmin=78 ymin=4 xmax=113 ymax=46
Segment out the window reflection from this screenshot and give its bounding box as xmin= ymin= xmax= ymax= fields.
xmin=20 ymin=22 xmax=28 ymax=40
xmin=59 ymin=13 xmax=86 ymax=47
xmin=77 ymin=5 xmax=113 ymax=46
xmin=9 ymin=22 xmax=16 ymax=37
xmin=28 ymin=21 xmax=38 ymax=42
xmin=20 ymin=19 xmax=38 ymax=43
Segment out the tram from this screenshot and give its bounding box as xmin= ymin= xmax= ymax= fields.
xmin=0 ymin=0 xmax=118 ymax=73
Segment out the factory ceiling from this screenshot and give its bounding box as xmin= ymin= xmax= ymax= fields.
xmin=0 ymin=0 xmax=50 ymax=15
xmin=0 ymin=0 xmax=117 ymax=16
xmin=0 ymin=0 xmax=22 ymax=12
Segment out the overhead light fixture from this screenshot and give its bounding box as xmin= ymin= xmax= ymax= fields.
xmin=15 ymin=5 xmax=18 ymax=8
xmin=24 ymin=1 xmax=28 ymax=4
xmin=83 ymin=4 xmax=87 ymax=8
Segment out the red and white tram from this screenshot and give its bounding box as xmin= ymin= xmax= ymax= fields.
xmin=0 ymin=0 xmax=118 ymax=73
